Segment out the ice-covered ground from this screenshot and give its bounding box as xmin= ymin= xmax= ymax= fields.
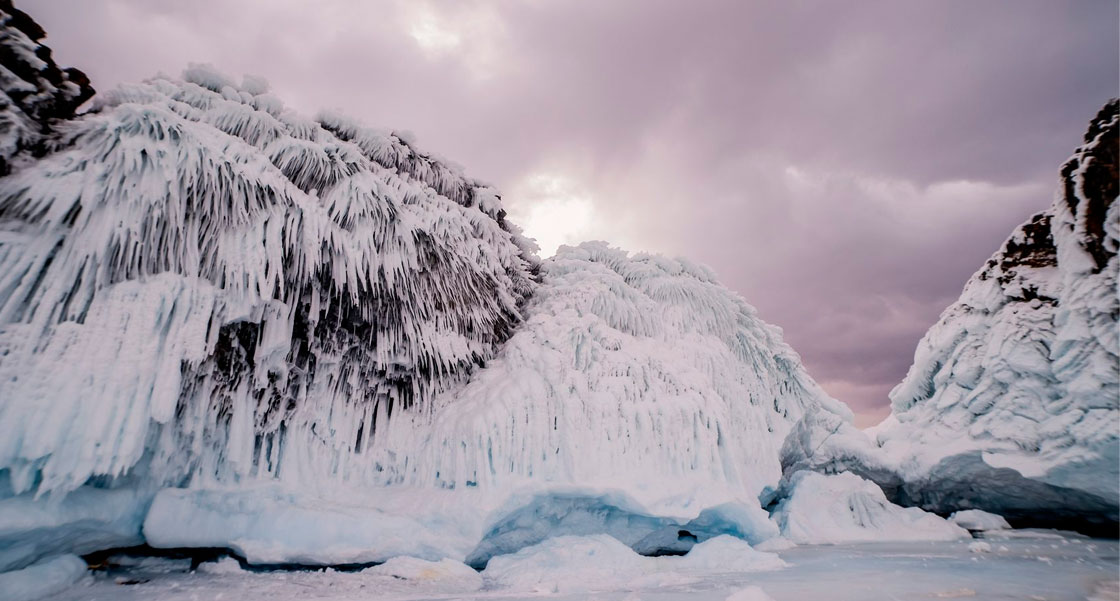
xmin=33 ymin=530 xmax=1119 ymax=601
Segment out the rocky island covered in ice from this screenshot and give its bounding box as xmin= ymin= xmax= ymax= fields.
xmin=0 ymin=2 xmax=1116 ymax=600
xmin=784 ymin=99 xmax=1119 ymax=534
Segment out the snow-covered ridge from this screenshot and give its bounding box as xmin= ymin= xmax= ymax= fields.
xmin=0 ymin=61 xmax=538 ymax=497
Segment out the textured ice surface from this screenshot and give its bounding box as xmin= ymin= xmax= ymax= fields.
xmin=0 ymin=485 xmax=149 ymax=572
xmin=142 ymin=485 xmax=482 ymax=565
xmin=35 ymin=531 xmax=1120 ymax=601
xmin=950 ymin=509 xmax=1011 ymax=531
xmin=0 ymin=554 xmax=87 ymax=601
xmin=773 ymin=472 xmax=969 ymax=544
xmin=481 ymin=534 xmax=653 ymax=593
xmin=725 ymin=587 xmax=776 ymax=601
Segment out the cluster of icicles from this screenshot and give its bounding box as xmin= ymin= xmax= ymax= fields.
xmin=0 ymin=64 xmax=538 ymax=495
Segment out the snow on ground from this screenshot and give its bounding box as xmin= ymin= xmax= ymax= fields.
xmin=30 ymin=530 xmax=1118 ymax=601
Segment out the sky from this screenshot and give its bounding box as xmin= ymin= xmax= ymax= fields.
xmin=27 ymin=0 xmax=1118 ymax=426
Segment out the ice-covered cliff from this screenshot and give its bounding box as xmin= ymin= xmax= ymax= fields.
xmin=784 ymin=100 xmax=1119 ymax=531
xmin=0 ymin=4 xmax=848 ymax=571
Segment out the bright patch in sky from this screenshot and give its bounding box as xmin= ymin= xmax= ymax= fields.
xmin=407 ymin=9 xmax=461 ymax=52
xmin=509 ymin=174 xmax=596 ymax=257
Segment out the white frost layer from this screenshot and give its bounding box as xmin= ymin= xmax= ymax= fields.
xmin=0 ymin=554 xmax=87 ymax=601
xmin=949 ymin=509 xmax=1011 ymax=531
xmin=773 ymin=472 xmax=969 ymax=544
xmin=0 ymin=486 xmax=149 ymax=572
xmin=143 ymin=486 xmax=482 ymax=565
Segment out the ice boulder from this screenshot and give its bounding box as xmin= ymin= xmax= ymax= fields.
xmin=773 ymin=471 xmax=969 ymax=544
xmin=950 ymin=509 xmax=1011 ymax=532
xmin=0 ymin=554 xmax=87 ymax=601
xmin=482 ymin=534 xmax=650 ymax=593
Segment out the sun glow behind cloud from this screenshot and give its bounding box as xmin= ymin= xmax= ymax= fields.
xmin=508 ymin=174 xmax=596 ymax=258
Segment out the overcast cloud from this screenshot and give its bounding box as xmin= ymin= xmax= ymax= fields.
xmin=28 ymin=0 xmax=1118 ymax=425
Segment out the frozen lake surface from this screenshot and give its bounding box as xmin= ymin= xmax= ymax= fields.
xmin=40 ymin=530 xmax=1118 ymax=601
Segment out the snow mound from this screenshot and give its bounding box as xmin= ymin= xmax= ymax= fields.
xmin=950 ymin=509 xmax=1011 ymax=532
xmin=773 ymin=471 xmax=969 ymax=544
xmin=677 ymin=535 xmax=787 ymax=572
xmin=364 ymin=556 xmax=482 ymax=591
xmin=968 ymin=541 xmax=992 ymax=553
xmin=482 ymin=534 xmax=650 ymax=593
xmin=0 ymin=554 xmax=87 ymax=601
xmin=196 ymin=556 xmax=243 ymax=575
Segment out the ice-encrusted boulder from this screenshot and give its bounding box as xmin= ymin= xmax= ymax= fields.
xmin=782 ymin=100 xmax=1119 ymax=532
xmin=772 ymin=471 xmax=969 ymax=544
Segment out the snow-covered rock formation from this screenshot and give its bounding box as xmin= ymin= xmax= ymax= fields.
xmin=784 ymin=100 xmax=1119 ymax=532
xmin=772 ymin=471 xmax=969 ymax=544
xmin=0 ymin=0 xmax=93 ymax=176
xmin=0 ymin=4 xmax=848 ymax=571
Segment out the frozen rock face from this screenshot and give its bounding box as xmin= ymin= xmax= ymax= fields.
xmin=0 ymin=65 xmax=538 ymax=500
xmin=0 ymin=1 xmax=93 ymax=175
xmin=0 ymin=9 xmax=847 ymax=569
xmin=879 ymin=99 xmax=1119 ymax=529
xmin=141 ymin=243 xmax=846 ymax=567
xmin=387 ymin=243 xmax=849 ymax=499
xmin=787 ymin=101 xmax=1118 ymax=532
